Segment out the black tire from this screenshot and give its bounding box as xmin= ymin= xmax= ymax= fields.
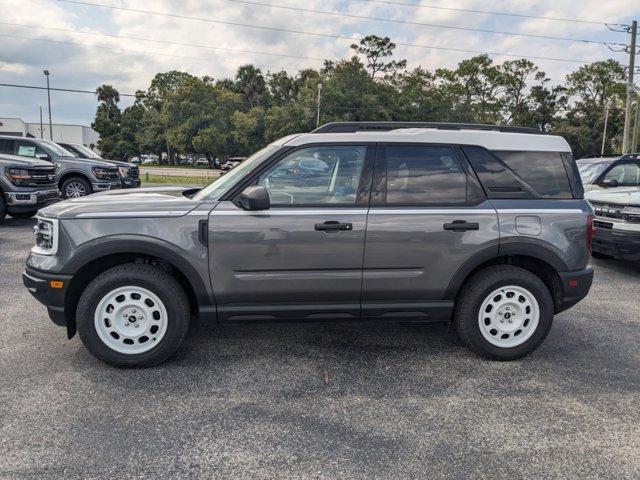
xmin=8 ymin=211 xmax=36 ymax=219
xmin=453 ymin=265 xmax=554 ymax=361
xmin=76 ymin=264 xmax=190 ymax=367
xmin=61 ymin=176 xmax=93 ymax=199
xmin=0 ymin=195 xmax=6 ymax=220
xmin=591 ymin=251 xmax=613 ymax=260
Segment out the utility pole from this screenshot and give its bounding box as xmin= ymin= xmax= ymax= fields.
xmin=632 ymin=99 xmax=640 ymax=153
xmin=44 ymin=70 xmax=53 ymax=141
xmin=622 ymin=20 xmax=637 ymax=154
xmin=39 ymin=105 xmax=44 ymax=139
xmin=601 ymin=102 xmax=611 ymax=156
xmin=316 ymin=83 xmax=322 ymax=128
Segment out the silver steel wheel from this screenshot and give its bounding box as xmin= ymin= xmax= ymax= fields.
xmin=65 ymin=181 xmax=87 ymax=198
xmin=94 ymin=286 xmax=168 ymax=354
xmin=478 ymin=285 xmax=540 ymax=348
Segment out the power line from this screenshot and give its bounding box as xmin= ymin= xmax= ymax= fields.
xmin=0 ymin=33 xmax=293 ymax=71
xmin=221 ymin=0 xmax=620 ymax=46
xmin=0 ymin=21 xmax=326 ymax=62
xmin=57 ymin=0 xmax=596 ymax=64
xmin=355 ymin=0 xmax=623 ymax=27
xmin=0 ymin=82 xmax=137 ymax=96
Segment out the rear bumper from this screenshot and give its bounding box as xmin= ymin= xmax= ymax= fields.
xmin=592 ymin=227 xmax=640 ymax=261
xmin=556 ymin=267 xmax=594 ymax=313
xmin=22 ymin=266 xmax=73 ymax=333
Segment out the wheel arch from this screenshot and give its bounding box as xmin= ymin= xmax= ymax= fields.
xmin=445 ymin=242 xmax=568 ymax=314
xmin=63 ymin=238 xmax=212 ymax=338
xmin=58 ymin=171 xmax=92 ymax=189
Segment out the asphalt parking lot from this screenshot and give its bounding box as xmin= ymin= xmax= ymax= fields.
xmin=1 ymin=217 xmax=640 ymax=479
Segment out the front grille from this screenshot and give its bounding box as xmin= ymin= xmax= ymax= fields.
xmin=105 ymin=169 xmax=119 ymax=180
xmin=29 ymin=168 xmax=56 ymax=186
xmin=594 ymin=220 xmax=613 ymax=230
xmin=129 ymin=167 xmax=139 ymax=179
xmin=591 ymin=202 xmax=624 ymax=220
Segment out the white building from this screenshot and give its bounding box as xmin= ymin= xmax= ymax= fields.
xmin=0 ymin=117 xmax=100 ymax=146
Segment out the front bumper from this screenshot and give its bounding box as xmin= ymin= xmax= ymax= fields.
xmin=92 ymin=180 xmax=122 ymax=192
xmin=556 ymin=267 xmax=594 ymax=313
xmin=5 ymin=188 xmax=59 ymax=212
xmin=121 ymin=177 xmax=141 ymax=188
xmin=592 ymin=225 xmax=640 ymax=261
xmin=23 ymin=266 xmax=73 ymax=336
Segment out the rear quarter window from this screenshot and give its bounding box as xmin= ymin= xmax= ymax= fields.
xmin=492 ymin=150 xmax=573 ymax=199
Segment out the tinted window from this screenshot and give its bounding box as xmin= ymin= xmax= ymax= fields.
xmin=604 ymin=163 xmax=640 ymax=187
xmin=382 ymin=145 xmax=468 ymax=204
xmin=258 ymin=146 xmax=366 ymax=205
xmin=0 ymin=139 xmax=14 ymax=154
xmin=493 ymin=150 xmax=573 ymax=199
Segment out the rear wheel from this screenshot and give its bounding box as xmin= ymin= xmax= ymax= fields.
xmin=61 ymin=177 xmax=92 ymax=199
xmin=77 ymin=264 xmax=190 ymax=367
xmin=454 ymin=265 xmax=554 ymax=360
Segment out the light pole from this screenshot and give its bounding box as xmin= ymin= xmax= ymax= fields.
xmin=601 ymin=102 xmax=611 ymax=156
xmin=44 ymin=70 xmax=53 ymax=140
xmin=39 ymin=105 xmax=44 ymax=139
xmin=316 ymin=83 xmax=322 ymax=128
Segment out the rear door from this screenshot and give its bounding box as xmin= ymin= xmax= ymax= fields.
xmin=208 ymin=144 xmax=374 ymax=321
xmin=362 ymin=143 xmax=499 ymax=319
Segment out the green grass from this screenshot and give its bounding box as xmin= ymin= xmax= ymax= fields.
xmin=141 ymin=173 xmax=214 ymax=185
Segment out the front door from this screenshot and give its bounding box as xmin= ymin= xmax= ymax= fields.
xmin=208 ymin=144 xmax=374 ymax=321
xmin=362 ymin=144 xmax=500 ymax=319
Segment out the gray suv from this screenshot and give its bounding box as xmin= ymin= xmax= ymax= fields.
xmin=23 ymin=122 xmax=594 ymax=367
xmin=0 ymin=153 xmax=58 ymax=219
xmin=0 ymin=136 xmax=121 ymax=199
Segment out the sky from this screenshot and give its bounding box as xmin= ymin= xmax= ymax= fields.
xmin=0 ymin=0 xmax=638 ymax=125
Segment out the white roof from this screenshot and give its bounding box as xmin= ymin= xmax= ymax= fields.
xmin=279 ymin=128 xmax=571 ymax=152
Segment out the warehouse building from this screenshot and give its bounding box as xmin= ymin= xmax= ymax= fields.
xmin=0 ymin=117 xmax=99 ymax=146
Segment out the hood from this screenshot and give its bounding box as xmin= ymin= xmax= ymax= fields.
xmin=0 ymin=154 xmax=55 ymax=169
xmin=39 ymin=186 xmax=206 ymax=219
xmin=57 ymin=156 xmax=119 ymax=169
xmin=586 ymin=187 xmax=640 ymax=205
xmin=99 ymin=157 xmax=136 ymax=168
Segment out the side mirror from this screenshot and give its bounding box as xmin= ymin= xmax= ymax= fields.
xmin=36 ymin=153 xmax=51 ymax=162
xmin=235 ymin=185 xmax=270 ymax=211
xmin=601 ymin=178 xmax=619 ymax=188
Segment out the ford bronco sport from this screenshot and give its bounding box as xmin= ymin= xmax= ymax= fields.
xmin=0 ymin=136 xmax=121 ymax=199
xmin=23 ymin=122 xmax=594 ymax=366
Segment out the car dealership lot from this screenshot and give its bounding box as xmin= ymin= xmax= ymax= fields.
xmin=1 ymin=218 xmax=640 ymax=479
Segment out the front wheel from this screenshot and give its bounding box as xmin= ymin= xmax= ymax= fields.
xmin=454 ymin=265 xmax=554 ymax=361
xmin=76 ymin=264 xmax=190 ymax=367
xmin=61 ymin=176 xmax=92 ymax=199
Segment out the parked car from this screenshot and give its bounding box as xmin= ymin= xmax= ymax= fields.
xmin=141 ymin=157 xmax=158 ymax=165
xmin=58 ymin=143 xmax=140 ymax=189
xmin=195 ymin=159 xmax=210 ymax=167
xmin=586 ymin=187 xmax=640 ymax=261
xmin=220 ymin=157 xmax=246 ymax=171
xmin=0 ymin=136 xmax=120 ymax=199
xmin=23 ymin=122 xmax=594 ymax=367
xmin=577 ymin=154 xmax=640 ymax=192
xmin=0 ymin=153 xmax=59 ymax=219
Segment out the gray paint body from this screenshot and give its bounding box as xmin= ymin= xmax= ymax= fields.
xmin=26 ymin=140 xmax=593 ymax=325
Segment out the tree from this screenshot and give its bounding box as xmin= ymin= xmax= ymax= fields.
xmin=350 ymin=35 xmax=407 ymax=80
xmin=92 ymin=84 xmax=122 ymax=158
xmin=234 ymin=65 xmax=268 ymax=108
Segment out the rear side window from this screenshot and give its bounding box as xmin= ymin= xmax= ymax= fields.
xmin=379 ymin=145 xmax=471 ymax=205
xmin=0 ymin=139 xmax=14 ymax=154
xmin=493 ymin=150 xmax=573 ymax=199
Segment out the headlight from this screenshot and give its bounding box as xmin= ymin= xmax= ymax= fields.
xmin=92 ymin=167 xmax=113 ymax=179
xmin=32 ymin=217 xmax=59 ymax=255
xmin=5 ymin=167 xmax=32 ymax=186
xmin=118 ymin=166 xmax=130 ymax=178
xmin=623 ymin=206 xmax=640 ymax=223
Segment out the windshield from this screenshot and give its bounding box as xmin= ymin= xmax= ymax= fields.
xmin=192 ymin=145 xmax=281 ymax=201
xmin=40 ymin=139 xmax=76 ymax=157
xmin=577 ymin=160 xmax=612 ymax=184
xmin=72 ymin=144 xmax=102 ymax=159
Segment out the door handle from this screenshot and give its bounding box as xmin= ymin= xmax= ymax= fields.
xmin=443 ymin=220 xmax=479 ymax=231
xmin=314 ymin=220 xmax=353 ymax=232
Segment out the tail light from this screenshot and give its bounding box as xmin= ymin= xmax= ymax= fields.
xmin=586 ymin=214 xmax=594 ymax=253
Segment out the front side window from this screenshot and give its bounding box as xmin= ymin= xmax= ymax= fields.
xmin=381 ymin=145 xmax=468 ymax=205
xmin=13 ymin=141 xmax=46 ymax=158
xmin=604 ymin=163 xmax=640 ymax=187
xmin=258 ymin=146 xmax=366 ymax=205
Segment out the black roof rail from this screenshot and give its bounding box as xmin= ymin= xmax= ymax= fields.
xmin=312 ymin=121 xmax=544 ymax=135
xmin=619 ymin=153 xmax=640 ymax=160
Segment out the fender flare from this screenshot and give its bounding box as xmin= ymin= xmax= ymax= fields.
xmin=64 ymin=235 xmax=212 ymax=306
xmin=444 ymin=239 xmax=569 ymax=300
